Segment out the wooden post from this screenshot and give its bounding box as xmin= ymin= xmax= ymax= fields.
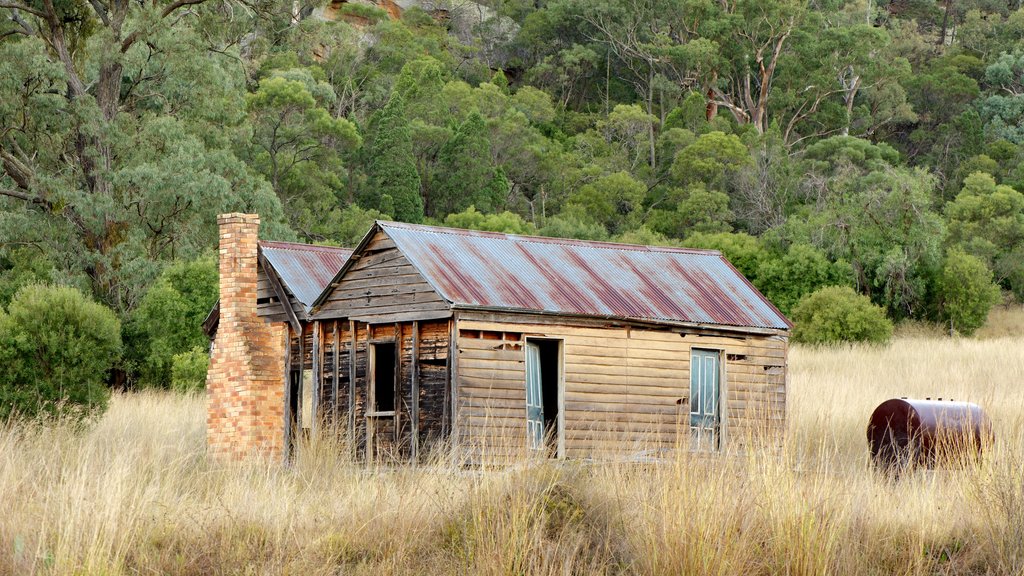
xmin=442 ymin=320 xmax=450 ymax=439
xmin=297 ymin=327 xmax=304 ymax=431
xmin=332 ymin=321 xmax=339 ymax=432
xmin=311 ymin=322 xmax=320 ymax=433
xmin=365 ymin=324 xmax=374 ymax=462
xmin=394 ymin=322 xmax=402 ymax=449
xmin=449 ymin=315 xmax=458 ymax=448
xmin=348 ymin=319 xmax=356 ymax=458
xmin=283 ymin=325 xmax=292 ymax=464
xmin=411 ymin=320 xmax=420 ymax=462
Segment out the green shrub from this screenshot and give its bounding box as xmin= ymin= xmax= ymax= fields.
xmin=129 ymin=256 xmax=217 ymax=388
xmin=791 ymin=286 xmax=893 ymax=345
xmin=443 ymin=206 xmax=536 ymax=234
xmin=0 ymin=285 xmax=121 ymax=420
xmin=755 ymin=244 xmax=850 ymax=315
xmin=171 ymin=347 xmax=210 ymax=393
xmin=938 ymin=248 xmax=1001 ymax=336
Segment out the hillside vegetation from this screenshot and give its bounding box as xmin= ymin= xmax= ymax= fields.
xmin=2 ymin=319 xmax=1024 ymax=574
xmin=4 ymin=0 xmax=1024 ymax=389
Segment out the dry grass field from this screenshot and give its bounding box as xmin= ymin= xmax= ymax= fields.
xmin=2 ymin=308 xmax=1024 ymax=575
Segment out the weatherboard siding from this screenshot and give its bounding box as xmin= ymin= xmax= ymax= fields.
xmin=315 ymin=231 xmax=449 ymax=321
xmin=455 ymin=313 xmax=787 ymax=460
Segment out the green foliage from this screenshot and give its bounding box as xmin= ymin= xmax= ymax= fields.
xmin=802 ymin=136 xmax=900 ymax=176
xmin=431 ymin=113 xmax=501 ymax=215
xmin=671 ymin=131 xmax=750 ymax=188
xmin=337 ymin=3 xmax=388 ymax=22
xmin=945 ymin=172 xmax=1024 ymax=298
xmin=335 ymin=204 xmax=388 ymax=246
xmin=790 ymin=286 xmax=894 ymax=345
xmin=171 ymin=347 xmax=210 ymax=394
xmin=246 ymin=69 xmax=361 ymax=239
xmin=0 ymin=285 xmax=121 ymax=420
xmin=365 ymin=93 xmax=424 ymax=222
xmin=538 ymin=210 xmax=610 ymax=241
xmin=129 ymin=257 xmax=218 ymax=388
xmin=0 ymin=248 xmax=55 ymax=308
xmin=443 ymin=206 xmax=536 ymax=234
xmin=566 ymin=171 xmax=646 ymax=235
xmin=980 ymin=51 xmax=1024 ymax=143
xmin=755 ymin=244 xmax=850 ymax=316
xmin=682 ymin=232 xmax=767 ymax=282
xmin=937 ymin=249 xmax=1001 ymax=336
xmin=7 ymin=0 xmax=1024 ymax=371
xmin=656 ymin=185 xmax=735 ymax=237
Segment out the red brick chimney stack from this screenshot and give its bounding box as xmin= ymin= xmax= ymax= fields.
xmin=207 ymin=213 xmax=286 ymax=460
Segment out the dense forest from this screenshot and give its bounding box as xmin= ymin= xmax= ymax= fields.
xmin=2 ymin=0 xmax=1024 ymax=392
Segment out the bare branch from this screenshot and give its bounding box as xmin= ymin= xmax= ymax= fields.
xmin=86 ymin=0 xmax=109 ymax=26
xmin=0 ymin=1 xmax=46 ymax=18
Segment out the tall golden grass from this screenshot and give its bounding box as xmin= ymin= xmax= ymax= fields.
xmin=3 ymin=330 xmax=1024 ymax=573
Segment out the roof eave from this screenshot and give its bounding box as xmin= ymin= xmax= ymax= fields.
xmin=450 ymin=304 xmax=791 ymax=336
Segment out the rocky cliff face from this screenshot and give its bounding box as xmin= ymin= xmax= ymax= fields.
xmin=316 ymin=0 xmax=518 ymax=69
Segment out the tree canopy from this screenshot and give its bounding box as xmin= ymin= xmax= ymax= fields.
xmin=3 ymin=0 xmax=1022 ymax=386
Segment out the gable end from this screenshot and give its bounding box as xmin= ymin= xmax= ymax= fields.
xmin=314 ymin=228 xmax=451 ymax=322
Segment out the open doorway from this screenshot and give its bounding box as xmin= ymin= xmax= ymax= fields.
xmin=525 ymin=338 xmax=562 ymax=456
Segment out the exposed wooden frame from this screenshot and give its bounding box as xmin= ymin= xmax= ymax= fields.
xmin=393 ymin=322 xmax=402 ymax=450
xmin=364 ymin=323 xmax=372 ymax=461
xmin=332 ymin=321 xmax=339 ymax=430
xmin=348 ymin=319 xmax=357 ymax=458
xmin=311 ymin=322 xmax=321 ymax=433
xmin=410 ymin=320 xmax=420 ymax=462
xmin=282 ymin=324 xmax=292 ymax=464
xmin=449 ymin=313 xmax=459 ymax=449
xmin=297 ymin=327 xmax=304 ymax=431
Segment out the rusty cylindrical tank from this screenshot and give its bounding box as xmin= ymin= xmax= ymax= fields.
xmin=867 ymin=398 xmax=993 ymax=473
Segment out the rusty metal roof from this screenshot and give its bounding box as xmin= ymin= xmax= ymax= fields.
xmin=377 ymin=222 xmax=791 ymax=330
xmin=259 ymin=241 xmax=352 ymax=313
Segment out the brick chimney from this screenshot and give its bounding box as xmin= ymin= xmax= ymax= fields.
xmin=207 ymin=213 xmax=286 ymax=460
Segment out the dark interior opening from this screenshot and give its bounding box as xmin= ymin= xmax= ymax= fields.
xmin=287 ymin=369 xmax=299 ymax=457
xmin=373 ymin=342 xmax=396 ymax=412
xmin=535 ymin=339 xmax=560 ymax=439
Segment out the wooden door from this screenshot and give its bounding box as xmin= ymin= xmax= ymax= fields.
xmin=690 ymin=348 xmax=721 ymax=451
xmin=525 ymin=341 xmax=545 ymax=451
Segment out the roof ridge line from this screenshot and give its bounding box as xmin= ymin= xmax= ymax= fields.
xmin=259 ymin=240 xmax=352 ymax=253
xmin=378 ymin=221 xmax=722 ymax=256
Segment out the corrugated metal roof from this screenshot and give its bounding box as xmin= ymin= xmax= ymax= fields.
xmin=259 ymin=241 xmax=352 ymax=313
xmin=378 ymin=222 xmax=791 ymax=330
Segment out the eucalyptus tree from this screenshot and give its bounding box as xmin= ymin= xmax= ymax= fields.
xmin=0 ymin=0 xmax=288 ymax=312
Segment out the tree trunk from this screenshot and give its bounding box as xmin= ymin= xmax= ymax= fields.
xmin=646 ymin=66 xmax=656 ymax=170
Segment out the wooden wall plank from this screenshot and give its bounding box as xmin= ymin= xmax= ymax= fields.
xmin=455 ymin=316 xmax=788 ymax=460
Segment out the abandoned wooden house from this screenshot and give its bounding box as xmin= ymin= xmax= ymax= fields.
xmin=206 ymin=213 xmax=792 ymax=462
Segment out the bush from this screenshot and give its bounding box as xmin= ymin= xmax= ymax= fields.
xmin=791 ymin=286 xmax=893 ymax=345
xmin=938 ymin=248 xmax=1001 ymax=336
xmin=755 ymin=244 xmax=850 ymax=315
xmin=443 ymin=206 xmax=536 ymax=234
xmin=0 ymin=285 xmax=121 ymax=420
xmin=171 ymin=347 xmax=210 ymax=393
xmin=129 ymin=256 xmax=217 ymax=388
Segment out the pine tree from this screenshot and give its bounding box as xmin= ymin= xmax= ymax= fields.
xmin=365 ymin=93 xmax=424 ymax=222
xmin=432 ymin=112 xmax=496 ymax=215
